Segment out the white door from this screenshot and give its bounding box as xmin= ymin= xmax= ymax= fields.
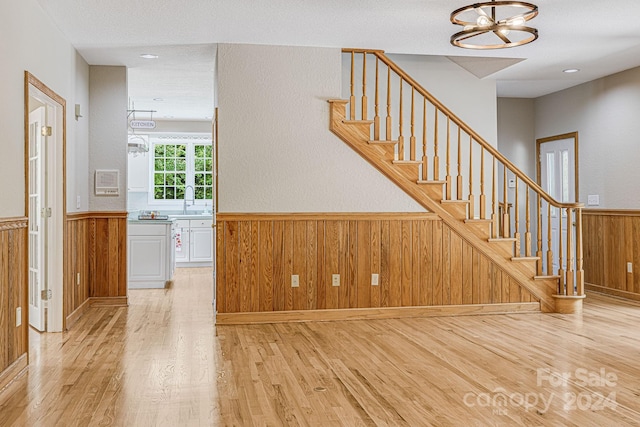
xmin=539 ymin=137 xmax=576 ymax=275
xmin=28 ymin=107 xmax=46 ymax=331
xmin=191 ymin=227 xmax=213 ymax=262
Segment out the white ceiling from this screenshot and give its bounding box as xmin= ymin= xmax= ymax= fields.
xmin=35 ymin=0 xmax=640 ymax=121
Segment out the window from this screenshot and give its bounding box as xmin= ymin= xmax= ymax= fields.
xmin=151 ymin=136 xmax=212 ymax=204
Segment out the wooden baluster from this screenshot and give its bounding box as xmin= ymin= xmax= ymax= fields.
xmin=558 ymin=208 xmax=565 ymax=294
xmin=468 ymin=135 xmax=474 ymax=218
xmin=502 ymin=167 xmax=509 ymax=238
xmin=433 ymin=109 xmax=439 ymax=180
xmin=410 ymin=88 xmax=416 ymax=161
xmin=421 ymin=98 xmax=428 ymax=180
xmin=536 ymin=195 xmax=543 ymax=276
xmin=361 ymin=53 xmax=367 ymax=120
xmin=480 ymin=147 xmax=486 ymax=219
xmin=576 ymin=208 xmax=584 ymax=296
xmin=514 ymin=177 xmax=520 ymax=256
xmin=456 ymin=128 xmax=462 ymax=200
xmin=445 ymin=117 xmax=451 ymax=200
xmin=386 ymin=66 xmax=392 ymax=142
xmin=491 ymin=157 xmax=498 ymax=238
xmin=566 ymin=208 xmax=575 ymax=295
xmin=546 ymin=203 xmax=553 ymax=276
xmin=350 ymin=51 xmax=355 ymax=120
xmin=398 ymin=79 xmax=404 ymax=161
xmin=373 ymin=57 xmax=380 ymax=140
xmin=525 ymin=186 xmax=532 ymax=257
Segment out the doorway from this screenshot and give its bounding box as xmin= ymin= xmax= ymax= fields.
xmin=536 ymin=132 xmax=579 ymax=275
xmin=25 ymin=72 xmax=66 ymax=333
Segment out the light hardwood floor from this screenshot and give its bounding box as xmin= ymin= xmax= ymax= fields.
xmin=1 ymin=268 xmax=640 ymax=426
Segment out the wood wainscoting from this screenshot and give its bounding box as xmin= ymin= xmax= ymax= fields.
xmin=65 ymin=212 xmax=127 ymax=329
xmin=216 ymin=213 xmax=539 ymax=323
xmin=583 ymin=209 xmax=640 ymax=301
xmin=0 ymin=218 xmax=28 ymax=390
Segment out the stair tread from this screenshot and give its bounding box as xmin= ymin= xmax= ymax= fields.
xmin=368 ymin=140 xmax=398 ymax=145
xmin=488 ymin=237 xmax=516 ymax=242
xmin=534 ymin=275 xmax=561 ymax=280
xmin=441 ymin=199 xmax=470 ymax=205
xmin=393 ymin=160 xmax=422 ymax=165
xmin=328 ymin=99 xmax=349 ymax=104
xmin=465 ymin=218 xmax=491 ymax=223
xmin=417 ymin=180 xmax=446 ymax=185
xmin=511 ymin=256 xmax=540 ymax=261
xmin=342 ymin=119 xmax=374 ymax=125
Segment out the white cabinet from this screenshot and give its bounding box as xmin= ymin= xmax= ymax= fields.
xmin=128 ymin=222 xmax=175 ymax=288
xmin=174 ymin=218 xmax=213 ymax=267
xmin=127 ymin=151 xmax=149 ymax=192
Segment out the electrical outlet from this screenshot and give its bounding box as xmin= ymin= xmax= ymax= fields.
xmin=587 ymin=195 xmax=600 ymax=206
xmin=77 ymin=272 xmax=81 ymax=285
xmin=291 ymin=274 xmax=299 ymax=288
xmin=627 ymin=262 xmax=633 ymax=273
xmin=332 ymin=274 xmax=340 ymax=287
xmin=371 ymin=273 xmax=379 ymax=286
xmin=76 ymin=195 xmax=81 ymax=209
xmin=16 ymin=307 xmax=21 ymax=327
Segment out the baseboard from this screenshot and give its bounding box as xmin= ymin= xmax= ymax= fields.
xmin=585 ymin=283 xmax=640 ymax=302
xmin=0 ymin=354 xmax=28 ymax=394
xmin=89 ymin=296 xmax=128 ymax=307
xmin=216 ymin=302 xmax=541 ymax=325
xmin=65 ymin=298 xmax=92 ymax=330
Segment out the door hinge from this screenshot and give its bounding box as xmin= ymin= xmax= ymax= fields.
xmin=41 ymin=126 xmax=52 ymax=137
xmin=41 ymin=289 xmax=52 ymax=301
xmin=41 ymin=207 xmax=52 ymax=218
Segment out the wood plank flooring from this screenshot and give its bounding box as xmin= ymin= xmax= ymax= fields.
xmin=1 ymin=268 xmax=640 ymax=426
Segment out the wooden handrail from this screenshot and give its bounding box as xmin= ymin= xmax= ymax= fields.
xmin=358 ymin=49 xmax=582 ymax=210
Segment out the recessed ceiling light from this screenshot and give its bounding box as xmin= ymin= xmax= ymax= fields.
xmin=563 ymin=68 xmax=580 ymax=73
xmin=140 ymin=54 xmax=158 ymax=59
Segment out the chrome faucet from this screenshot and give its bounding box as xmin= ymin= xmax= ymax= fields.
xmin=183 ymin=185 xmax=195 ymax=214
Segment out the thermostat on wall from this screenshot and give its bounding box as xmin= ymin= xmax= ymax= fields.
xmin=95 ymin=169 xmax=120 ymax=196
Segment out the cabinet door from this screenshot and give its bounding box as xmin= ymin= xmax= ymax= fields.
xmin=174 ymin=223 xmax=190 ymax=263
xmin=127 ymin=151 xmax=149 ymax=192
xmin=129 ymin=236 xmax=166 ymax=281
xmin=190 ymin=227 xmax=213 ymax=262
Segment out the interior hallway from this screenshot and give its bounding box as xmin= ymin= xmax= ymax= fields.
xmin=1 ymin=268 xmax=640 ymax=425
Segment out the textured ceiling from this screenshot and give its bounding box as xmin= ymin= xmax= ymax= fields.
xmin=34 ymin=0 xmax=640 ymax=120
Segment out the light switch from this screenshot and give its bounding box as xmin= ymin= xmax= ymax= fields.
xmin=371 ymin=274 xmax=379 ymax=286
xmin=587 ymin=195 xmax=600 ymax=206
xmin=291 ymin=275 xmax=299 ymax=288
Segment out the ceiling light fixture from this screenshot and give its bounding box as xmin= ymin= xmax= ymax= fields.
xmin=563 ymin=68 xmax=580 ymax=73
xmin=140 ymin=54 xmax=158 ymax=59
xmin=450 ymin=1 xmax=538 ymax=49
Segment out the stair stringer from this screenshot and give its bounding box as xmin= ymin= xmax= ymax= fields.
xmin=328 ymin=99 xmax=557 ymax=312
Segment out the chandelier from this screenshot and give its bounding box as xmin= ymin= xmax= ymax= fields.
xmin=450 ymin=1 xmax=538 ymax=49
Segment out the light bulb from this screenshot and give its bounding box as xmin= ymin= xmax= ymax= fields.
xmin=476 ymin=15 xmax=491 ymax=27
xmin=508 ymin=16 xmax=526 ymax=26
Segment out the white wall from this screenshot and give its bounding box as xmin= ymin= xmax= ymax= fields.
xmin=89 ymin=66 xmax=128 ymax=211
xmin=0 ymin=0 xmax=85 ymax=217
xmin=69 ymin=52 xmax=91 ymax=212
xmin=535 ymin=66 xmax=640 ymax=209
xmin=497 ymin=98 xmax=537 ymax=252
xmin=217 ymin=43 xmax=425 ymax=213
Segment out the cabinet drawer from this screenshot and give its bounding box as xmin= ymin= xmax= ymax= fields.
xmin=190 ymin=219 xmax=213 ymax=228
xmin=175 ymin=219 xmax=190 ymax=229
xmin=128 ymin=223 xmax=169 ymax=236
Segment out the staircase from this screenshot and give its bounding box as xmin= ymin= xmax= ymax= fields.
xmin=329 ymin=49 xmax=585 ymax=313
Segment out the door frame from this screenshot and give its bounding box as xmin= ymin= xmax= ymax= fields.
xmin=536 ymin=131 xmax=579 ymax=201
xmin=24 ymin=72 xmax=66 ymax=334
